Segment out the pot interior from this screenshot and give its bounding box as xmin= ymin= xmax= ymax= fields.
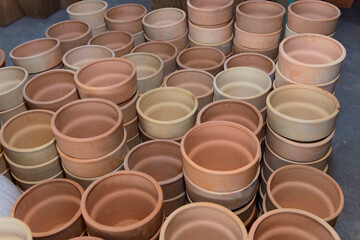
xmin=12 ymin=39 xmax=57 ymax=58
xmin=90 ymin=32 xmax=132 ymax=51
xmin=48 ymin=21 xmax=89 ymax=41
xmin=179 ymin=48 xmax=223 ymax=69
xmin=0 ymin=68 xmax=26 ymax=94
xmin=124 ymin=54 xmax=162 ymax=79
xmin=291 ymin=2 xmax=339 ymax=20
xmin=226 ymin=55 xmax=274 ymax=75
xmin=190 ymin=0 xmax=231 ymax=9
xmin=69 ymin=2 xmax=105 ymax=14
xmin=133 ymin=43 xmax=175 ymax=61
xmin=144 ymin=8 xmax=183 ymax=26
xmin=107 ymin=5 xmax=146 ymax=20
xmin=239 ymin=2 xmax=283 ymax=17
xmin=65 ymin=46 xmax=113 ymax=68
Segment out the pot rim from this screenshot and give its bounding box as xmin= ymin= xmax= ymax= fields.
xmin=10 ymin=38 xmax=60 ymax=60
xmin=4 ymin=153 xmax=60 ymax=170
xmin=67 ymin=0 xmax=108 ymax=16
xmin=236 ymin=0 xmax=285 ymax=20
xmin=45 ymin=20 xmax=91 ymax=43
xmin=118 ymin=90 xmax=138 ymax=109
xmin=138 ymin=123 xmax=183 ymax=142
xmin=88 ymin=31 xmax=134 ymax=53
xmin=0 ymin=101 xmax=27 ymax=115
xmin=234 ymin=194 xmax=256 ymax=216
xmin=0 ymin=66 xmax=28 ymax=96
xmin=105 ymin=4 xmax=147 ymax=23
xmin=235 ymin=23 xmax=282 ymax=37
xmin=233 ymin=38 xmax=280 ymax=52
xmin=12 ymin=170 xmax=64 ymax=185
xmin=188 ymin=33 xmax=234 ymax=47
xmin=142 ymin=7 xmax=186 ymax=29
xmin=0 ymin=49 xmax=5 ymax=66
xmin=187 ymin=0 xmax=234 ymax=12
xmin=285 ymin=24 xmax=335 ymax=37
xmin=163 ymin=191 xmax=186 ymax=203
xmin=144 ymin=28 xmax=188 ymax=43
xmin=188 ymin=18 xmax=233 ymax=31
xmin=131 ymin=41 xmax=178 ymax=63
xmin=0 ymin=217 xmax=33 ymax=238
xmin=62 ymin=162 xmax=124 ymax=181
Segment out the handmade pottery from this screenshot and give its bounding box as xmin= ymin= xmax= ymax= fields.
xmin=67 ymin=0 xmax=108 ymax=27
xmin=144 ymin=29 xmax=189 ymax=52
xmin=0 ymin=101 xmax=28 ymax=124
xmin=91 ymin=23 xmax=107 ymax=36
xmin=188 ymin=34 xmax=233 ymax=55
xmin=124 ymin=117 xmax=138 ymax=140
xmin=133 ymin=30 xmax=145 ymax=46
xmin=13 ymin=170 xmax=65 ymax=191
xmin=118 ymin=91 xmax=138 ymax=123
xmin=284 ymin=24 xmax=335 ymax=38
xmin=0 ymin=217 xmax=32 ymax=240
xmin=126 ymin=134 xmax=141 ymax=150
xmin=0 ymin=49 xmax=5 ymax=67
xmin=188 ymin=19 xmax=233 ymax=44
xmin=138 ymin=124 xmax=182 ymax=143
xmin=233 ymin=39 xmax=278 ymax=60
xmin=163 ymin=192 xmax=186 ymax=217
xmin=89 ymin=31 xmax=134 ymax=57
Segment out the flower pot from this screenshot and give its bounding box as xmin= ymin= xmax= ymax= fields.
xmin=181 ymin=121 xmax=261 ymax=192
xmin=0 ymin=217 xmax=32 ymax=240
xmin=81 ymin=171 xmax=163 ymax=240
xmin=89 ymin=31 xmax=134 ymax=57
xmin=13 ymin=170 xmax=65 ymax=191
xmin=236 ymin=1 xmax=285 ymax=34
xmin=233 ymin=38 xmax=278 ymax=60
xmin=11 ymin=179 xmax=86 ymax=239
xmin=67 ymin=0 xmax=108 ymax=27
xmin=284 ymin=24 xmax=335 ymax=38
xmin=142 ymin=8 xmax=187 ymax=41
xmin=105 ymin=4 xmax=147 ymax=34
xmin=124 ymin=117 xmax=139 ymax=140
xmin=91 ymin=23 xmax=107 ymax=36
xmin=266 ymin=85 xmax=340 ymax=142
xmin=133 ymin=30 xmax=145 ymax=46
xmin=177 ymin=47 xmax=225 ymax=76
xmin=188 ymin=33 xmax=233 ymax=55
xmin=137 ymin=87 xmax=198 ymax=139
xmin=118 ymin=91 xmax=138 ymax=123
xmin=163 ymin=192 xmax=186 ymax=217
xmin=138 ymin=124 xmax=182 ymax=143
xmin=0 ymin=66 xmax=28 ymax=111
xmin=0 ymin=101 xmax=28 ymax=124
xmin=0 ymin=151 xmax=8 ymax=172
xmin=127 ymin=134 xmax=141 ymax=150
xmin=10 ymin=38 xmax=62 ymax=74
xmin=188 ymin=19 xmax=233 ymax=44
xmin=145 ymin=30 xmax=189 ymax=52
xmin=0 ymin=48 xmax=5 ymax=67
xmin=163 ymin=69 xmax=213 ymax=110
xmin=74 ymin=58 xmax=137 ymax=104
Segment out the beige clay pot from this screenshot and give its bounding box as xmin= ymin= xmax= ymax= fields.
xmin=91 ymin=23 xmax=107 ymax=36
xmin=144 ymin=30 xmax=189 ymax=52
xmin=13 ymin=170 xmax=65 ymax=191
xmin=188 ymin=19 xmax=233 ymax=44
xmin=138 ymin=124 xmax=182 ymax=143
xmin=284 ymin=24 xmax=335 ymax=39
xmin=188 ymin=34 xmax=233 ymax=55
xmin=0 ymin=217 xmax=33 ymax=240
xmin=67 ymin=0 xmax=108 ymax=27
xmin=233 ymin=38 xmax=279 ymax=60
xmin=0 ymin=101 xmax=28 ymax=124
xmin=89 ymin=31 xmax=134 ymax=57
xmin=118 ymin=91 xmax=138 ymax=123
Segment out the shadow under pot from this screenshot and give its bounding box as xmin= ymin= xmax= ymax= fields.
xmin=0 ymin=217 xmax=32 ymax=240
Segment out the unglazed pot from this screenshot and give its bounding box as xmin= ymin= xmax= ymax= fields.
xmin=11 ymin=179 xmax=85 ymax=239
xmin=67 ymin=0 xmax=108 ymax=27
xmin=127 ymin=134 xmax=141 ymax=150
xmin=287 ymin=0 xmax=340 ymax=35
xmin=13 ymin=171 xmax=65 ymax=191
xmin=176 ymin=47 xmax=225 ymax=76
xmin=163 ymin=192 xmax=186 ymax=217
xmin=163 ymin=69 xmax=213 ymax=110
xmin=91 ymin=23 xmax=107 ymax=36
xmin=0 ymin=101 xmax=28 ymax=124
xmin=124 ymin=117 xmax=138 ymax=140
xmin=138 ymin=124 xmax=182 ymax=143
xmin=142 ymin=8 xmax=187 ymax=41
xmin=160 ymin=202 xmax=247 ymax=240
xmin=284 ymin=24 xmax=335 ymax=38
xmin=105 ymin=4 xmax=147 ymax=34
xmin=75 ymin=58 xmax=137 ymax=104
xmin=188 ymin=34 xmax=233 ymax=55
xmin=144 ymin=30 xmax=189 ymax=52
xmin=137 ymin=87 xmax=198 ymax=139
xmin=266 ymin=85 xmax=340 ymax=142
xmin=118 ymin=91 xmax=138 ymax=123
xmin=133 ymin=30 xmax=145 ymax=46
xmin=10 ymin=38 xmax=62 ymax=74
xmin=0 ymin=217 xmax=32 ymax=240
xmin=81 ymin=171 xmax=163 ymax=240
xmin=188 ymin=19 xmax=233 ymax=44
xmin=233 ymin=39 xmax=279 ymax=60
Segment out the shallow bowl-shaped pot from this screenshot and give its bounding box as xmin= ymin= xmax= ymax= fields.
xmin=118 ymin=91 xmax=138 ymax=123
xmin=13 ymin=171 xmax=65 ymax=191
xmin=188 ymin=19 xmax=233 ymax=44
xmin=138 ymin=124 xmax=182 ymax=143
xmin=233 ymin=38 xmax=279 ymax=60
xmin=0 ymin=217 xmax=32 ymax=240
xmin=0 ymin=101 xmax=28 ymax=124
xmin=188 ymin=34 xmax=233 ymax=55
xmin=133 ymin=30 xmax=145 ymax=46
xmin=124 ymin=116 xmax=139 ymax=140
xmin=89 ymin=31 xmax=134 ymax=57
xmin=91 ymin=23 xmax=107 ymax=36
xmin=67 ymin=0 xmax=108 ymax=27
xmin=285 ymin=23 xmax=335 ymax=39
xmin=144 ymin=30 xmax=189 ymax=52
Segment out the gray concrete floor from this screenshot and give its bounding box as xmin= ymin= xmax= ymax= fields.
xmin=0 ymin=0 xmax=359 ymax=239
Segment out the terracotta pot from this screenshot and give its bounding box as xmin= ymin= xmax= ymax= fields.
xmin=266 ymin=85 xmax=340 ymax=142
xmin=266 ymin=165 xmax=344 ymax=226
xmin=118 ymin=91 xmax=138 ymax=123
xmin=138 ymin=124 xmax=182 ymax=143
xmin=224 ymin=53 xmax=275 ymax=80
xmin=105 ymin=4 xmax=147 ymax=34
xmin=124 ymin=117 xmax=138 ymax=140
xmin=142 ymin=8 xmax=187 ymax=41
xmin=0 ymin=48 xmax=5 ymax=67
xmin=288 ymin=0 xmax=340 ymax=36
xmin=63 ymin=45 xmax=115 ymax=72
xmin=163 ymin=192 xmax=186 ymax=217
xmin=285 ymin=24 xmax=335 ymax=38
xmin=188 ymin=33 xmax=233 ymax=55
xmin=67 ymin=0 xmax=108 ymax=27
xmin=163 ymin=69 xmax=213 ymax=110
xmin=91 ymin=23 xmax=107 ymax=36
xmin=10 ymin=38 xmax=62 ymax=74
xmin=0 ymin=151 xmax=8 ymax=172
xmin=11 ymin=179 xmax=86 ymax=239
xmin=133 ymin=30 xmax=145 ymax=46
xmin=81 ymin=171 xmax=163 ymax=240
xmin=89 ymin=31 xmax=134 ymax=57
xmin=181 ymin=121 xmax=261 ymax=192
xmin=131 ymin=42 xmax=177 ymax=77
xmin=137 ymin=87 xmax=198 ymax=139
xmin=0 ymin=217 xmax=32 ymax=240
xmin=45 ymin=20 xmax=92 ymax=55
xmin=0 ymin=66 xmax=28 ymax=111
xmin=188 ymin=19 xmax=233 ymax=44
xmin=13 ymin=170 xmax=65 ymax=191
xmin=27 ymin=62 xmax=64 ymax=80
xmin=0 ymin=101 xmax=28 ymax=124
xmin=236 ymin=1 xmax=285 ymax=34
xmin=278 ymin=34 xmax=346 ymax=84
xmin=127 ymin=134 xmax=141 ymax=150
xmin=248 ymin=208 xmax=341 ymax=240
xmin=145 ymin=30 xmax=189 ymax=52
xmin=160 ymin=202 xmax=247 ymax=240
xmin=233 ymin=38 xmax=278 ymax=60
xmin=187 ymin=0 xmax=234 ymax=26
xmin=177 ymin=47 xmax=225 ymax=76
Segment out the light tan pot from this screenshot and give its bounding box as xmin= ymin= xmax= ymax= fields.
xmin=118 ymin=91 xmax=138 ymax=123
xmin=91 ymin=23 xmax=107 ymax=36
xmin=188 ymin=33 xmax=233 ymax=55
xmin=138 ymin=124 xmax=182 ymax=143
xmin=13 ymin=170 xmax=65 ymax=191
xmin=233 ymin=38 xmax=279 ymax=60
xmin=163 ymin=192 xmax=186 ymax=217
xmin=67 ymin=0 xmax=108 ymax=27
xmin=145 ymin=30 xmax=189 ymax=52
xmin=89 ymin=31 xmax=134 ymax=57
xmin=188 ymin=19 xmax=233 ymax=44
xmin=285 ymin=24 xmax=335 ymax=39
xmin=133 ymin=30 xmax=145 ymax=46
xmin=0 ymin=151 xmax=8 ymax=172
xmin=0 ymin=101 xmax=28 ymax=124
xmin=0 ymin=217 xmax=32 ymax=240
xmin=127 ymin=134 xmax=141 ymax=150
xmin=124 ymin=117 xmax=139 ymax=140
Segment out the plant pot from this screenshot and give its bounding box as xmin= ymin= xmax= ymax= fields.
xmin=81 ymin=171 xmax=163 ymax=240
xmin=89 ymin=31 xmax=134 ymax=57
xmin=233 ymin=38 xmax=278 ymax=60
xmin=0 ymin=151 xmax=8 ymax=172
xmin=266 ymin=85 xmax=340 ymax=142
xmin=163 ymin=192 xmax=186 ymax=217
xmin=188 ymin=19 xmax=233 ymax=44
xmin=137 ymin=87 xmax=198 ymax=139
xmin=0 ymin=101 xmax=28 ymax=124
xmin=133 ymin=30 xmax=145 ymax=46
xmin=105 ymin=4 xmax=147 ymax=34
xmin=91 ymin=23 xmax=107 ymax=36
xmin=163 ymin=69 xmax=213 ymax=110
xmin=177 ymin=47 xmax=225 ymax=76
xmin=13 ymin=170 xmax=65 ymax=191
xmin=188 ymin=33 xmax=233 ymax=55
xmin=124 ymin=117 xmax=138 ymax=140
xmin=118 ymin=91 xmax=138 ymax=123
xmin=67 ymin=0 xmax=108 ymax=27
xmin=0 ymin=49 xmax=5 ymax=67
xmin=0 ymin=66 xmax=28 ymax=111
xmin=138 ymin=124 xmax=182 ymax=143
xmin=127 ymin=134 xmax=141 ymax=150
xmin=10 ymin=38 xmax=62 ymax=74
xmin=144 ymin=30 xmax=189 ymax=52
xmin=0 ymin=217 xmax=32 ymax=240
xmin=285 ymin=24 xmax=335 ymax=38
xmin=11 ymin=179 xmax=86 ymax=239
xmin=17 ymin=0 xmax=59 ymax=18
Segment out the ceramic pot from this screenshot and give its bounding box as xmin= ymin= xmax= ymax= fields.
xmin=127 ymin=134 xmax=141 ymax=150
xmin=187 ymin=0 xmax=234 ymax=26
xmin=177 ymin=47 xmax=225 ymax=76
xmin=144 ymin=29 xmax=189 ymax=52
xmin=0 ymin=49 xmax=5 ymax=67
xmin=188 ymin=19 xmax=233 ymax=44
xmin=0 ymin=101 xmax=28 ymax=124
xmin=91 ymin=23 xmax=107 ymax=36
xmin=67 ymin=0 xmax=108 ymax=27
xmin=133 ymin=30 xmax=145 ymax=46
xmin=118 ymin=91 xmax=138 ymax=123
xmin=236 ymin=1 xmax=285 ymax=34
xmin=105 ymin=4 xmax=147 ymax=34
xmin=138 ymin=124 xmax=182 ymax=143
xmin=181 ymin=121 xmax=261 ymax=192
xmin=81 ymin=171 xmax=163 ymax=240
xmin=163 ymin=69 xmax=213 ymax=110
xmin=137 ymin=87 xmax=198 ymax=139
xmin=284 ymin=24 xmax=335 ymax=38
xmin=0 ymin=217 xmax=32 ymax=240
xmin=287 ymin=0 xmax=340 ymax=35
xmin=45 ymin=20 xmax=92 ymax=55
xmin=266 ymin=85 xmax=340 ymax=142
xmin=11 ymin=179 xmax=86 ymax=239
xmin=10 ymin=38 xmax=62 ymax=74
xmin=142 ymin=8 xmax=187 ymax=41
xmin=188 ymin=34 xmax=233 ymax=55
xmin=233 ymin=39 xmax=278 ymax=60
xmin=0 ymin=66 xmax=28 ymax=111
xmin=278 ymin=34 xmax=346 ymax=84
xmin=131 ymin=42 xmax=177 ymax=77
xmin=13 ymin=170 xmax=65 ymax=191
xmin=163 ymin=192 xmax=186 ymax=217
xmin=0 ymin=151 xmax=7 ymax=172
xmin=266 ymin=165 xmax=344 ymax=227
xmin=124 ymin=117 xmax=138 ymax=140
xmin=160 ymin=202 xmax=247 ymax=240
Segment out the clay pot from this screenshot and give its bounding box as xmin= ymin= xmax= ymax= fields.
xmin=124 ymin=117 xmax=138 ymax=140
xmin=163 ymin=192 xmax=186 ymax=217
xmin=181 ymin=121 xmax=261 ymax=192
xmin=133 ymin=30 xmax=145 ymax=46
xmin=0 ymin=217 xmax=32 ymax=240
xmin=2 ymin=168 xmax=13 ymax=182
xmin=0 ymin=151 xmax=7 ymax=172
xmin=142 ymin=8 xmax=187 ymax=41
xmin=67 ymin=0 xmax=108 ymax=27
xmin=145 ymin=30 xmax=189 ymax=52
xmin=236 ymin=1 xmax=285 ymax=34
xmin=188 ymin=19 xmax=233 ymax=44
xmin=163 ymin=69 xmax=213 ymax=110
xmin=160 ymin=202 xmax=247 ymax=240
xmin=91 ymin=23 xmax=107 ymax=36
xmin=75 ymin=58 xmax=137 ymax=104
xmin=63 ymin=45 xmax=115 ymax=72
xmin=51 ymin=98 xmax=124 ymax=159
xmin=45 ymin=20 xmax=92 ymax=55
xmin=126 ymin=134 xmax=141 ymax=150
xmin=278 ymin=34 xmax=346 ymax=84
xmin=0 ymin=66 xmax=28 ymax=111
xmin=259 ymin=167 xmax=267 ymax=198
xmin=0 ymin=49 xmax=5 ymax=67
xmin=288 ymin=0 xmax=340 ymax=36
xmin=266 ymin=165 xmax=344 ymax=227
xmin=266 ymin=85 xmax=340 ymax=142
xmin=188 ymin=34 xmax=233 ymax=55
xmin=285 ymin=24 xmax=335 ymax=38
xmin=81 ymin=171 xmax=163 ymax=240
xmin=0 ymin=101 xmax=28 ymax=124
xmin=13 ymin=170 xmax=65 ymax=191
xmin=11 ymin=179 xmax=86 ymax=239
xmin=224 ymin=53 xmax=275 ymax=80
xmin=187 ymin=0 xmax=234 ymax=26
xmin=138 ymin=124 xmax=182 ymax=143
xmin=105 ymin=4 xmax=147 ymax=34
xmin=137 ymin=87 xmax=198 ymax=139
xmin=233 ymin=39 xmax=278 ymax=60
xmin=10 ymin=38 xmax=62 ymax=74
xmin=118 ymin=91 xmax=138 ymax=123
xmin=177 ymin=47 xmax=225 ymax=76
